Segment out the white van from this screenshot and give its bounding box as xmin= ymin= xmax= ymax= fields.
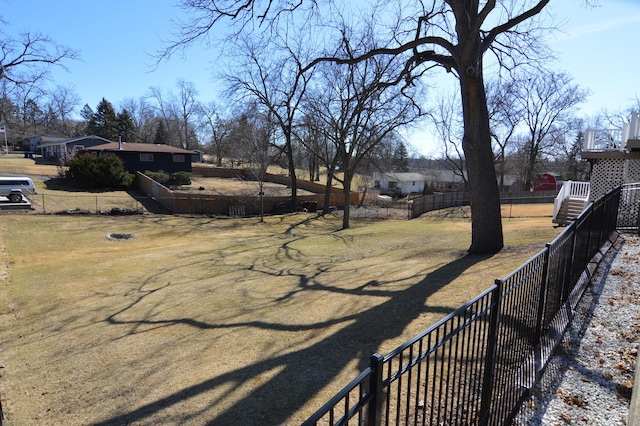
xmin=0 ymin=176 xmax=36 ymax=202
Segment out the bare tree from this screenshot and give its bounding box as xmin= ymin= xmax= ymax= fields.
xmin=199 ymin=101 xmax=232 ymax=166
xmin=304 ymin=31 xmax=426 ymax=229
xmin=164 ymin=0 xmax=578 ymax=254
xmin=14 ymin=82 xmax=46 ymax=135
xmin=120 ymin=97 xmax=157 ymax=143
xmin=228 ymin=104 xmax=277 ymax=221
xmin=295 ymin=113 xmax=325 ymax=182
xmin=431 ymin=90 xmax=468 ymax=189
xmin=175 ymin=79 xmax=201 ymax=150
xmin=0 ymin=23 xmax=78 ymax=86
xmin=148 ymin=81 xmax=201 ymax=149
xmin=46 ymin=85 xmax=81 ymax=136
xmin=515 ymin=70 xmax=588 ymax=190
xmin=148 ymin=86 xmax=179 ymax=146
xmin=555 ymin=119 xmax=590 ymax=181
xmin=224 ymin=34 xmax=313 ymax=212
xmin=486 ymin=78 xmax=522 ymax=190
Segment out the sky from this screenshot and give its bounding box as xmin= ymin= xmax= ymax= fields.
xmin=2 ymin=0 xmax=640 ymax=155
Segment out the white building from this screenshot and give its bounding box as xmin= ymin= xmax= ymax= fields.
xmin=372 ymin=172 xmax=428 ymax=196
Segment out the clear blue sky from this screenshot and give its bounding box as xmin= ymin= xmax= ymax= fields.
xmin=2 ymin=0 xmax=640 ymax=154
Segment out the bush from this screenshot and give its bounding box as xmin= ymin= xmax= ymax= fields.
xmin=144 ymin=170 xmax=170 ymax=184
xmin=172 ymin=171 xmax=192 ymax=185
xmin=144 ymin=171 xmax=191 ymax=186
xmin=68 ymin=153 xmax=135 ymax=188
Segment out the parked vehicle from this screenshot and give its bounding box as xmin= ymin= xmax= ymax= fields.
xmin=0 ymin=176 xmax=36 ymax=202
xmin=533 ymin=173 xmax=563 ymax=191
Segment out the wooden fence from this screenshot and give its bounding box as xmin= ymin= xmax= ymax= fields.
xmin=191 ymin=164 xmax=343 ymax=194
xmin=410 ymin=190 xmax=558 ymax=218
xmin=137 ymin=170 xmax=357 ymax=216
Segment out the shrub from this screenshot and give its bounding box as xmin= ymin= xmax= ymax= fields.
xmin=144 ymin=170 xmax=170 ymax=184
xmin=172 ymin=171 xmax=192 ymax=185
xmin=68 ymin=153 xmax=135 ymax=188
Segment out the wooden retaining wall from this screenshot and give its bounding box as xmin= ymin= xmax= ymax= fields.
xmin=137 ymin=170 xmax=357 ymax=216
xmin=191 ymin=164 xmax=343 ymax=194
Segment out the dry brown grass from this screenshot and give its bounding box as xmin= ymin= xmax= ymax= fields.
xmin=0 ymin=153 xmax=563 ymax=424
xmin=0 ymin=200 xmax=560 ymax=425
xmin=180 ymin=176 xmax=317 ymax=197
xmin=0 ymin=154 xmax=60 ymax=177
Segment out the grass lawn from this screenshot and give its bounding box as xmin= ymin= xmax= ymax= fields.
xmin=0 ymin=202 xmax=561 ymax=425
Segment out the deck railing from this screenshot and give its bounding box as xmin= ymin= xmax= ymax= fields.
xmin=584 ymin=111 xmax=640 ymax=152
xmin=303 ymin=187 xmax=624 ymax=426
xmin=552 ymin=180 xmax=591 ymax=221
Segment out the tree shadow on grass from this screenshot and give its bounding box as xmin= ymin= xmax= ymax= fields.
xmin=95 ymin=252 xmax=493 ymax=425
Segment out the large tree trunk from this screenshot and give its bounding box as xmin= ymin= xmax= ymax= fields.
xmin=285 ymin=136 xmax=298 ymax=213
xmin=322 ymin=173 xmax=334 ymax=215
xmin=342 ymin=170 xmax=352 ymax=230
xmin=524 ymin=142 xmax=539 ymax=191
xmin=460 ymin=70 xmax=504 ymax=254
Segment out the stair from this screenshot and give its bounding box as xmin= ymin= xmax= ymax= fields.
xmin=552 ymin=197 xmax=588 ymax=225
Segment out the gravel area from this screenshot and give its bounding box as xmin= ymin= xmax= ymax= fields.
xmin=515 ymin=233 xmax=640 ymax=425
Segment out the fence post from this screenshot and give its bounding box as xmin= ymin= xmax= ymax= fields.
xmin=534 ymin=245 xmax=552 ymax=343
xmin=479 ymin=282 xmax=502 ymax=426
xmin=563 ymin=221 xmax=578 ymax=302
xmin=367 ymin=353 xmax=384 ymax=426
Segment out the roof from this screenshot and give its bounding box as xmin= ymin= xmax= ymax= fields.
xmin=378 ymin=172 xmax=427 ymax=182
xmin=36 ymin=135 xmax=113 ymax=149
xmin=83 ymin=142 xmax=197 ymax=154
xmin=422 ymin=169 xmax=466 ymax=183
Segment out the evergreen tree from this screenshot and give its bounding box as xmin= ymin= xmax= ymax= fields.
xmin=153 ymin=120 xmax=169 ymax=145
xmin=117 ymin=108 xmax=137 ymax=142
xmin=88 ymin=98 xmax=118 ymax=140
xmin=80 ymin=104 xmax=94 ymax=122
xmin=393 ymin=142 xmax=410 ymax=172
xmin=68 ymin=152 xmax=135 ymax=188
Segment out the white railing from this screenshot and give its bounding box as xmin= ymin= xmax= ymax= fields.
xmin=552 ymin=181 xmax=591 ymax=222
xmin=585 ymin=112 xmax=640 ymax=152
xmin=622 ymin=111 xmax=640 ymax=143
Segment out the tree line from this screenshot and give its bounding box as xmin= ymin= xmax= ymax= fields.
xmin=2 ymin=1 xmax=638 ymax=254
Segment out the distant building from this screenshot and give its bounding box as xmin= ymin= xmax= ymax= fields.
xmin=36 ymin=135 xmax=113 ymax=160
xmin=373 ymin=172 xmax=428 ymax=196
xmin=81 ymin=141 xmax=197 ymax=174
xmin=421 ymin=169 xmax=467 ymax=191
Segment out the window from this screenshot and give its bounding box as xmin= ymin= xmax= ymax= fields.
xmin=74 ymin=145 xmax=85 ymax=151
xmin=374 ymin=180 xmax=380 ymax=188
xmin=140 ymin=153 xmax=154 ymax=162
xmin=389 ymin=181 xmax=397 ymax=189
xmin=173 ymin=154 xmax=185 ymax=163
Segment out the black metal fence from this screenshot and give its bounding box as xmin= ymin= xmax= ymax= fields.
xmin=303 ymin=186 xmax=627 ymax=426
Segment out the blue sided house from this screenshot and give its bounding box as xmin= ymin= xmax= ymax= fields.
xmin=81 ymin=141 xmax=198 ymax=174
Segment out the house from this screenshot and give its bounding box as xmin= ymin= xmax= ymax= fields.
xmin=581 ymin=111 xmax=640 ymax=200
xmin=81 ymin=141 xmax=197 ymax=174
xmin=29 ymin=134 xmax=68 ymax=153
xmin=553 ymin=110 xmax=640 ymax=225
xmin=421 ymin=169 xmax=467 ymax=191
xmin=373 ymin=172 xmax=428 ymax=196
xmin=36 ymin=135 xmax=113 ymax=160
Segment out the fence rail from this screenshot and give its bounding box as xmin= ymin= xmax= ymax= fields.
xmin=304 ymin=186 xmax=626 ymax=426
xmin=138 ymin=172 xmax=359 ymax=216
xmin=410 ymin=190 xmax=558 ymax=219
